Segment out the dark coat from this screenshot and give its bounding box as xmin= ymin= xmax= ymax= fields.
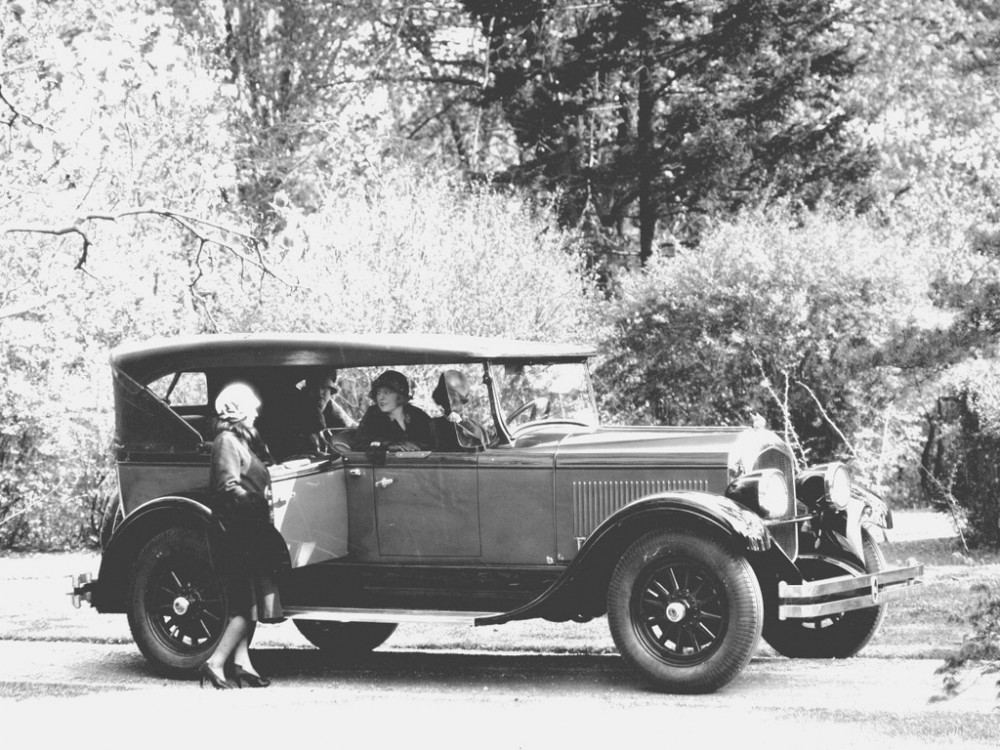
xmin=210 ymin=430 xmax=285 ymax=614
xmin=354 ymin=403 xmax=437 ymax=451
xmin=259 ymin=387 xmax=350 ymax=461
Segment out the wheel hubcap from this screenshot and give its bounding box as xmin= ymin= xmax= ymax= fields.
xmin=634 ymin=559 xmax=729 ymax=665
xmin=665 ymin=601 xmax=687 ymax=623
xmin=147 ymin=557 xmax=225 ymax=653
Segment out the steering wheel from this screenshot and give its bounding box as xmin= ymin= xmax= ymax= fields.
xmin=319 ymin=428 xmax=353 ymax=455
xmin=506 ymin=397 xmax=550 ymax=424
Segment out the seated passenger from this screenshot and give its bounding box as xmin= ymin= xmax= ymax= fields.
xmin=432 ymin=370 xmax=487 ymax=451
xmin=260 ymin=368 xmax=357 ymax=461
xmin=354 ymin=370 xmax=436 ymax=452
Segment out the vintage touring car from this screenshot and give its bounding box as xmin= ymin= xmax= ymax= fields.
xmin=71 ymin=333 xmax=923 ymax=692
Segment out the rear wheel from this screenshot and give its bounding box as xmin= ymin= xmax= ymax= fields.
xmin=127 ymin=527 xmax=227 ymax=675
xmin=607 ymin=528 xmax=763 ymax=693
xmin=293 ymin=621 xmax=397 ymax=660
xmin=763 ymin=528 xmax=887 ymax=658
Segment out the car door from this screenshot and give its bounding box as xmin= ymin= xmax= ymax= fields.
xmin=270 ymin=457 xmax=349 ymax=567
xmin=371 ymin=451 xmax=481 ymax=558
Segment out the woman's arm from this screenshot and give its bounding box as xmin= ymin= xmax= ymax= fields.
xmin=211 ymin=432 xmax=249 ymax=501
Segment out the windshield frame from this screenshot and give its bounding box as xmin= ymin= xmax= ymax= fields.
xmin=487 ymin=359 xmax=600 ymax=443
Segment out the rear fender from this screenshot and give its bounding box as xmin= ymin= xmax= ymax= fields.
xmin=477 ymin=491 xmax=770 ymax=626
xmin=93 ymin=496 xmax=219 ymax=613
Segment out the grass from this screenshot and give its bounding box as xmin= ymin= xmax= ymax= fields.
xmin=871 ymin=536 xmax=1000 ymax=659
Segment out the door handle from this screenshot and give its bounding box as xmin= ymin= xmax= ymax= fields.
xmin=375 ymin=477 xmax=395 ymax=489
xmin=349 ymin=468 xmax=363 ymax=477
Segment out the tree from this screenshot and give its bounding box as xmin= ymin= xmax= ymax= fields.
xmin=161 ymin=1 xmax=494 ymax=221
xmin=461 ymin=0 xmax=877 ymax=266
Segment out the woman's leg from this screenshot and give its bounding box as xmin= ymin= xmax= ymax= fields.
xmin=233 ymin=621 xmax=262 ymax=677
xmin=206 ymin=614 xmax=248 ymax=672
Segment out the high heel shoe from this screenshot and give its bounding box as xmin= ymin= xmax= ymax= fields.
xmin=233 ymin=665 xmax=271 ymax=688
xmin=199 ymin=662 xmax=235 ymax=690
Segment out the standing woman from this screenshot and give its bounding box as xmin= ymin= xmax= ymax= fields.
xmin=355 ymin=370 xmax=436 ymax=451
xmin=202 ymin=382 xmax=283 ymax=689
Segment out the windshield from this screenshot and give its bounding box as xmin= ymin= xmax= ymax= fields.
xmin=492 ymin=361 xmax=599 ymax=431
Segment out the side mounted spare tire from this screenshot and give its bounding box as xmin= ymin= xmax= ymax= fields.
xmin=607 ymin=528 xmax=763 ymax=694
xmin=127 ymin=527 xmax=228 ymax=675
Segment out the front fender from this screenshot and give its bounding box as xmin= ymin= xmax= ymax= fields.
xmin=582 ymin=491 xmax=772 ymax=554
xmin=811 ymin=484 xmax=892 ymax=569
xmin=476 ymin=491 xmax=769 ymax=626
xmin=93 ymin=496 xmax=219 ymax=612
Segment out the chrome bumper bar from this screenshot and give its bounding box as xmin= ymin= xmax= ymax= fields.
xmin=777 ymin=563 xmax=923 ymax=620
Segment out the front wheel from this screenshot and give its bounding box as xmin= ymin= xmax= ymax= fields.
xmin=763 ymin=528 xmax=887 ymax=659
xmin=293 ymin=621 xmax=397 ymax=660
xmin=607 ymin=528 xmax=763 ymax=693
xmin=127 ymin=527 xmax=228 ymax=675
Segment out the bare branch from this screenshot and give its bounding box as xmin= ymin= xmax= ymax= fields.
xmin=917 ymin=465 xmax=970 ymax=554
xmin=751 ymin=352 xmax=807 ymax=466
xmin=0 ymin=480 xmax=66 ymax=530
xmin=2 ymin=223 xmax=93 ymax=268
xmin=0 ymin=83 xmax=49 ymax=132
xmin=0 ymin=293 xmax=64 ymax=320
xmin=2 ymin=207 xmax=295 ymax=287
xmin=796 ymin=379 xmax=858 ymax=458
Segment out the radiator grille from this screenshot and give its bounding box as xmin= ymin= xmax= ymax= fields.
xmin=573 ymin=478 xmax=708 ymax=537
xmin=754 ymin=447 xmax=798 ymax=560
xmin=767 ymin=523 xmax=798 ymax=560
xmin=754 ymin=447 xmax=795 ymax=499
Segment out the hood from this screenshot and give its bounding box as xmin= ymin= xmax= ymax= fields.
xmin=545 ymin=425 xmax=788 ymax=470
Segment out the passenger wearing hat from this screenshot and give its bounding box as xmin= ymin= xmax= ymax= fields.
xmin=354 ymin=369 xmax=437 ymax=451
xmin=431 ymin=369 xmax=487 ymax=451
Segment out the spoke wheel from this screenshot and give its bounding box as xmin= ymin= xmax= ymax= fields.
xmin=633 ymin=559 xmax=729 ymax=666
xmin=608 ymin=528 xmax=762 ymax=693
xmin=128 ymin=527 xmax=228 ymax=675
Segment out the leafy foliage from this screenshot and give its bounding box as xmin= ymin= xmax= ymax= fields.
xmin=594 ymin=203 xmax=939 ymax=489
xmin=935 ymin=582 xmax=1000 ymax=703
xmin=923 ymin=360 xmax=1000 ymax=548
xmin=462 ymin=0 xmax=877 ymax=265
xmin=0 ymin=1 xmax=592 ymax=549
xmin=4 ymin=0 xmax=1000 ymax=559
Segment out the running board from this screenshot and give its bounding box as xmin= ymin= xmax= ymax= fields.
xmin=282 ymin=606 xmax=503 ymax=625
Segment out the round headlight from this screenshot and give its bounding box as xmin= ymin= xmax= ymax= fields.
xmin=759 ymin=469 xmax=789 ymax=518
xmin=826 ymin=464 xmax=851 ymax=509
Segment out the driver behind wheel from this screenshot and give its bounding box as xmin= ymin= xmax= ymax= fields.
xmin=260 ymin=368 xmax=357 ymax=460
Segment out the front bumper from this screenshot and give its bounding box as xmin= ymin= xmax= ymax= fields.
xmin=777 ymin=563 xmax=923 ymax=620
xmin=69 ymin=572 xmax=97 ymax=609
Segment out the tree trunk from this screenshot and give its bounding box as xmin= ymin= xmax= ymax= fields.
xmin=637 ymin=63 xmax=655 ymax=265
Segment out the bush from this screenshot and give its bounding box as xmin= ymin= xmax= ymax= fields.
xmin=923 ymin=360 xmax=1000 ymax=548
xmin=593 ymin=203 xmax=939 ymax=492
xmin=935 ymin=583 xmax=1000 ymax=704
xmin=210 ymin=170 xmax=594 ymax=341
